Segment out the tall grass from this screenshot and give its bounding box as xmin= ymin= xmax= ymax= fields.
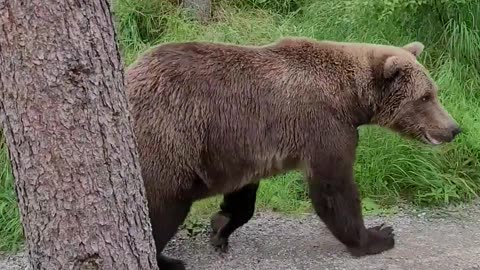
xmin=0 ymin=139 xmax=23 ymax=252
xmin=0 ymin=0 xmax=478 ymax=251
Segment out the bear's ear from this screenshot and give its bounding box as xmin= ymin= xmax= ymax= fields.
xmin=384 ymin=56 xmax=401 ymax=79
xmin=403 ymin=41 xmax=424 ymax=58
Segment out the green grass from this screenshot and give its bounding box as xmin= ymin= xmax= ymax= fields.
xmin=0 ymin=140 xmax=23 ymax=252
xmin=1 ymin=0 xmax=479 ymax=251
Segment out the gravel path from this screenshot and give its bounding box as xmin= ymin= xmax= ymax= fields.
xmin=2 ymin=204 xmax=480 ymax=270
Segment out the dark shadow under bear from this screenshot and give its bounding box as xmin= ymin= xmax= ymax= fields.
xmin=126 ymin=37 xmax=461 ymax=270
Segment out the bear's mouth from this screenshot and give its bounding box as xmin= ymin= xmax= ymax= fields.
xmin=421 ymin=132 xmax=443 ymax=145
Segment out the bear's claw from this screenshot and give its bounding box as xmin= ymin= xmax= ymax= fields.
xmin=347 ymin=224 xmax=395 ymax=257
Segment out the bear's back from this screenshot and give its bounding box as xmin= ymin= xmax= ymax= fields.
xmin=125 ymin=41 xmax=304 ymax=139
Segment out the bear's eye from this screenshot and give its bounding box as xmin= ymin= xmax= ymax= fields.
xmin=421 ymin=94 xmax=431 ymax=102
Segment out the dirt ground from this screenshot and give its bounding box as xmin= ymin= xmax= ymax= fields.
xmin=2 ymin=203 xmax=480 ymax=270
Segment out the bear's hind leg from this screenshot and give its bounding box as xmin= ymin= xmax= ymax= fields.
xmin=209 ymin=183 xmax=259 ymax=252
xmin=150 ymin=199 xmax=192 ymax=270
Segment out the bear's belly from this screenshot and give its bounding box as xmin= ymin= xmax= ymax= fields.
xmin=200 ymin=153 xmax=301 ymax=195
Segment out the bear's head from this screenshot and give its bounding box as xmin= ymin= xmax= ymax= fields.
xmin=372 ymin=42 xmax=460 ymax=145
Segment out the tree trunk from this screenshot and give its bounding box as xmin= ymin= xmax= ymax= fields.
xmin=183 ymin=0 xmax=212 ymax=23
xmin=0 ymin=0 xmax=158 ymax=269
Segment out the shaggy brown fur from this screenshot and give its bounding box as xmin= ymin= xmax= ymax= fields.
xmin=126 ymin=37 xmax=460 ymax=270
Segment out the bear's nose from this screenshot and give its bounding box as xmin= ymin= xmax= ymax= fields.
xmin=451 ymin=126 xmax=462 ymax=138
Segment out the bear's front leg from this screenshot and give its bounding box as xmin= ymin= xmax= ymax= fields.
xmin=306 ymin=143 xmax=395 ymax=257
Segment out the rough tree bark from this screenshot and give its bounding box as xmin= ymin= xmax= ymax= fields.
xmin=183 ymin=0 xmax=212 ymax=23
xmin=0 ymin=0 xmax=159 ymax=269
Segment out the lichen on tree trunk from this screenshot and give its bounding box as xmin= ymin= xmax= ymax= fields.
xmin=0 ymin=0 xmax=158 ymax=269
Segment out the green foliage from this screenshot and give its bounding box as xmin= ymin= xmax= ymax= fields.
xmin=256 ymin=172 xmax=311 ymax=213
xmin=112 ymin=0 xmax=185 ymax=64
xmin=353 ymin=0 xmax=475 ymax=21
xmin=349 ymin=0 xmax=480 ymax=69
xmin=1 ymin=0 xmax=479 ymax=252
xmin=0 ymin=139 xmax=23 ymax=252
xmin=232 ymin=0 xmax=305 ymax=14
xmin=182 ymin=216 xmax=209 ymax=238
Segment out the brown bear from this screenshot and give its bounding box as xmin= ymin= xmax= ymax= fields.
xmin=125 ymin=37 xmax=461 ymax=270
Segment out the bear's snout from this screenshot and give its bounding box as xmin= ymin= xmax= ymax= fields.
xmin=425 ymin=123 xmax=461 ymax=145
xmin=449 ymin=125 xmax=461 ymax=140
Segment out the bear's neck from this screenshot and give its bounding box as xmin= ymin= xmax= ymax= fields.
xmin=332 ymin=73 xmax=377 ymax=128
xmin=351 ymin=106 xmax=375 ymax=127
